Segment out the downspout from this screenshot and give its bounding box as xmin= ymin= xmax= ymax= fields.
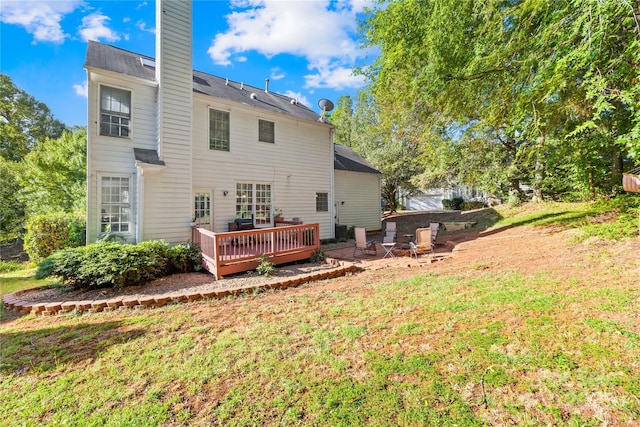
xmin=330 ymin=129 xmax=335 ymax=239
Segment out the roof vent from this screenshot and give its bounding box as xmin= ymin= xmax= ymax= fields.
xmin=240 ymin=82 xmax=244 ymax=90
xmin=290 ymin=99 xmax=296 ymax=105
xmin=225 ymin=78 xmax=229 ymax=85
xmin=265 ymin=78 xmax=270 ymax=93
xmin=250 ymin=92 xmax=257 ymax=100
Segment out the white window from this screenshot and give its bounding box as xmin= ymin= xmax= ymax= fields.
xmin=100 ymin=176 xmax=131 ymax=233
xmin=209 ymin=109 xmax=230 ymax=151
xmin=316 ymin=192 xmax=328 ymax=212
xmin=100 ymin=86 xmax=131 ymax=137
xmin=193 ymin=191 xmax=211 ymax=228
xmin=236 ymin=183 xmax=272 ymax=226
xmin=258 ymin=119 xmax=275 ymax=143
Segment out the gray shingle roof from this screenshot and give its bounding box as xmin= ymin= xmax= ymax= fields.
xmin=85 ymin=41 xmax=328 ymax=124
xmin=334 ymin=144 xmax=381 ymax=175
xmin=134 ymin=148 xmax=165 ymax=166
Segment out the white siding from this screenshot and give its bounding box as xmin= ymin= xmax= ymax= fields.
xmin=86 ymin=73 xmax=158 ymax=243
xmin=148 ymin=0 xmax=193 ymax=243
xmin=191 ymin=95 xmax=334 ymax=239
xmin=334 ymin=170 xmax=382 ymax=231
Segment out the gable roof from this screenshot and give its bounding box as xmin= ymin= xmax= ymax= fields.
xmin=84 ymin=41 xmax=329 ymax=125
xmin=334 ymin=144 xmax=381 ymax=175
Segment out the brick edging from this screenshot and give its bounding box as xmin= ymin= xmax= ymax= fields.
xmin=2 ymin=259 xmax=359 ymax=317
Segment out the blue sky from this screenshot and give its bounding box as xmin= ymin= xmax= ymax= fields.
xmin=1 ymin=0 xmax=375 ymax=127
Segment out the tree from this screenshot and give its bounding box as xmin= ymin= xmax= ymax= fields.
xmin=359 ymin=0 xmax=640 ymax=201
xmin=18 ymin=127 xmax=87 ymax=218
xmin=0 ymin=157 xmax=25 ymax=242
xmin=331 ymin=91 xmax=420 ymax=212
xmin=0 ymin=74 xmax=66 ymax=162
xmin=329 ymin=96 xmax=355 ymax=147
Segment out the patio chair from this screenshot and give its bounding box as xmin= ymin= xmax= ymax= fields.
xmin=383 ymin=221 xmax=397 ymax=243
xmin=354 ymin=227 xmax=377 ymax=257
xmin=412 ymin=227 xmax=435 ymax=258
xmin=429 ymin=222 xmax=440 ymax=245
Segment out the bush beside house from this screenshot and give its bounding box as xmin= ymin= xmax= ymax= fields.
xmin=36 ymin=241 xmax=201 ymax=289
xmin=24 ymin=213 xmax=85 ymax=263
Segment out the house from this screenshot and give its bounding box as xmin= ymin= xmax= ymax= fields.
xmin=84 ymin=0 xmax=336 ymax=249
xmin=333 ymin=144 xmax=382 ymax=231
xmin=402 ymin=186 xmax=490 ymax=211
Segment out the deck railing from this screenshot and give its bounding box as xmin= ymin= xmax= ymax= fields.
xmin=191 ymin=223 xmax=320 ymax=279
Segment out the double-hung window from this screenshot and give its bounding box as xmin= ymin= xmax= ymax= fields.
xmin=100 ymin=86 xmax=131 ymax=137
xmin=100 ymin=176 xmax=131 ymax=233
xmin=210 ymin=109 xmax=230 ymax=151
xmin=258 ymin=119 xmax=275 ymax=143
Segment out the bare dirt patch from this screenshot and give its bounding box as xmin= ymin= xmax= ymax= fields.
xmin=12 ymin=208 xmax=640 ymax=309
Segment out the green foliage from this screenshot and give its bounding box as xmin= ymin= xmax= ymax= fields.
xmin=18 ymin=128 xmax=86 ymax=217
xmin=0 ymin=260 xmax=24 ymax=274
xmin=256 ymin=255 xmax=275 ymax=277
xmin=347 ymin=226 xmax=355 ymax=240
xmin=461 ymin=201 xmax=486 ymax=211
xmin=0 ymin=157 xmax=24 ymax=242
xmin=310 ymin=248 xmax=326 ymax=263
xmin=35 ymin=240 xmax=203 ymax=290
xmin=168 ymin=243 xmax=202 ymax=273
xmin=442 ymin=197 xmax=464 ymax=210
xmin=24 ymin=213 xmax=85 ymax=263
xmin=0 ymin=74 xmax=66 ymax=162
xmin=359 ymin=0 xmax=640 ymax=201
xmin=331 ymin=92 xmax=420 ymax=212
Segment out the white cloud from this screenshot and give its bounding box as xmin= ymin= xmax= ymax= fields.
xmin=0 ymin=0 xmax=82 ymax=44
xmin=270 ymin=67 xmax=285 ymax=81
xmin=73 ymin=80 xmax=88 ymax=98
xmin=283 ymin=91 xmax=310 ymax=108
xmin=136 ymin=2 xmax=148 ymax=10
xmin=79 ymin=12 xmax=120 ymax=42
xmin=136 ymin=20 xmax=155 ymax=34
xmin=207 ymin=0 xmax=372 ymax=90
xmin=304 ymin=63 xmax=365 ymax=91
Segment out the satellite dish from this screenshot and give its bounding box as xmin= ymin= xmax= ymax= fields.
xmin=318 ymin=98 xmax=334 ymax=122
xmin=318 ymin=98 xmax=334 ymax=112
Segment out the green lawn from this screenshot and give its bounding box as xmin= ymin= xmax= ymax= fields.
xmin=1 ymin=201 xmax=639 ymax=425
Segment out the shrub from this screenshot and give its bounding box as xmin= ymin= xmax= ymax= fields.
xmin=442 ymin=197 xmax=464 ymax=210
xmin=168 ymin=243 xmax=202 ymax=273
xmin=347 ymin=226 xmax=355 ymax=239
xmin=256 ymin=255 xmax=275 ymax=277
xmin=36 ymin=241 xmax=173 ymax=289
xmin=24 ymin=213 xmax=85 ymax=263
xmin=310 ymin=248 xmax=326 ymax=263
xmin=0 ymin=260 xmax=24 ymax=274
xmin=462 ymin=201 xmax=486 ymax=211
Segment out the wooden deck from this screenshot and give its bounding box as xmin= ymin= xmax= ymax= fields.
xmin=191 ymin=223 xmax=320 ymax=279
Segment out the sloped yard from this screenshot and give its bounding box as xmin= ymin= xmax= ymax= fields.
xmin=1 ymin=204 xmax=640 ymax=425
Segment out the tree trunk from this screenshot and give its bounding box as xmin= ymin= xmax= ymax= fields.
xmin=611 ymin=149 xmax=623 ymax=196
xmin=531 ymin=136 xmax=545 ymax=203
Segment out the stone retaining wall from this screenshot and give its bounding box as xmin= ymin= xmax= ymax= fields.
xmin=2 ymin=259 xmax=358 ymax=317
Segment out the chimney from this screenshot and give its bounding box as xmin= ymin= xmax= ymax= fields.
xmin=153 ymin=0 xmax=193 ymax=243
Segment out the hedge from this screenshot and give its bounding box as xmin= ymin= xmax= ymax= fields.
xmin=36 ymin=241 xmax=202 ymax=289
xmin=24 ymin=213 xmax=85 ymax=263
